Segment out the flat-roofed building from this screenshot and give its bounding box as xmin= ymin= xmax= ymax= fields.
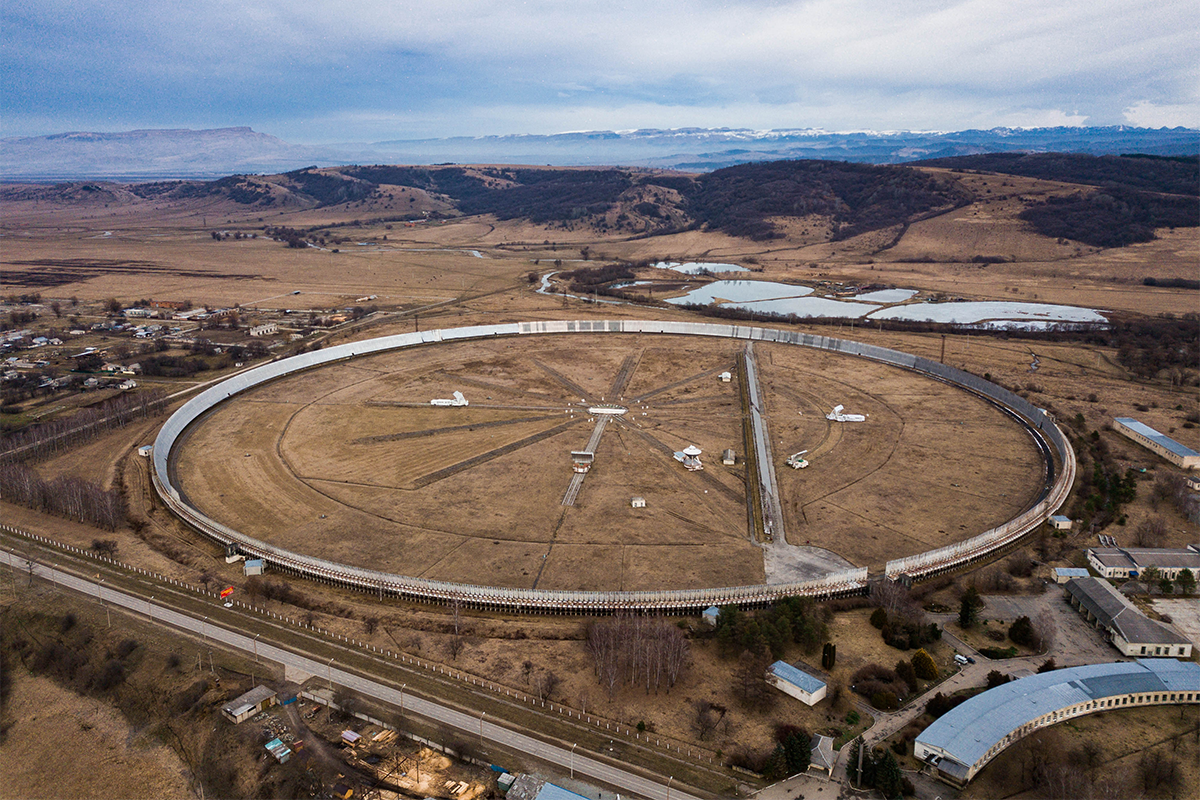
xmin=915 ymin=659 xmax=1200 ymax=786
xmin=1113 ymin=417 xmax=1200 ymax=469
xmin=1064 ymin=577 xmax=1192 ymax=658
xmin=1053 ymin=567 xmax=1089 ymax=584
xmin=766 ymin=660 xmax=827 ymax=706
xmin=1087 ymin=546 xmax=1200 ymax=580
xmin=222 ymin=685 xmax=278 ymax=723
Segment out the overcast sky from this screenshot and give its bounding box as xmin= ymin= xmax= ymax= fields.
xmin=3 ymin=0 xmax=1197 ymax=142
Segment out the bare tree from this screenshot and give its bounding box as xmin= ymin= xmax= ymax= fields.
xmin=1033 ymin=608 xmax=1057 ymax=652
xmin=1133 ymin=517 xmax=1166 ymax=547
xmin=91 ymin=539 xmax=118 ymax=558
xmin=446 ymin=634 xmax=465 ymax=661
xmin=446 ymin=597 xmax=464 ymax=660
xmin=871 ymin=580 xmax=924 ymax=623
xmin=532 ymin=670 xmax=561 ymax=702
xmin=692 ymin=699 xmax=726 ymax=740
xmin=1137 ymin=750 xmax=1182 ymax=795
xmin=586 ymin=614 xmax=691 ymax=696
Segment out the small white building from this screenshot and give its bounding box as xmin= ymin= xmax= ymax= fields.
xmin=630 ymin=496 xmax=646 ymax=508
xmin=719 ymin=371 xmax=732 ymax=383
xmin=243 ymin=559 xmax=264 ymax=576
xmin=766 ymin=661 xmax=827 ymax=706
xmin=722 ymin=448 xmax=736 ymax=465
xmin=701 ymin=606 xmax=720 ymax=627
xmin=1053 ymin=567 xmax=1089 ymax=584
xmin=1049 ymin=515 xmax=1073 ymax=530
xmin=809 ymin=734 xmax=836 ymax=777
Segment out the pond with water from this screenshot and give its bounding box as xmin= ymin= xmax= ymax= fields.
xmin=654 ymin=261 xmax=750 ymax=275
xmin=665 ymin=280 xmax=814 ymax=305
xmin=869 ymin=301 xmax=1107 ymax=326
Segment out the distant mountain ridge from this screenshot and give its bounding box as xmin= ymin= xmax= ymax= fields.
xmin=2 ymin=125 xmax=1197 ymax=180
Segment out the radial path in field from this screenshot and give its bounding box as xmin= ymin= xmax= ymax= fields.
xmin=352 ymin=414 xmax=563 ymax=445
xmin=531 ymin=358 xmax=593 ymax=402
xmin=627 ymin=363 xmax=735 ymax=403
xmin=607 ymin=349 xmax=642 ymax=398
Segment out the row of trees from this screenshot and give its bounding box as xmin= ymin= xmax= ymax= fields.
xmin=585 ymin=614 xmax=690 ymax=697
xmin=0 ymin=389 xmax=166 ymax=463
xmin=713 ymin=597 xmax=830 ymax=659
xmin=762 ymin=725 xmax=812 ymax=781
xmin=846 ymin=737 xmax=909 ymax=798
xmin=870 ymin=580 xmax=942 ymax=652
xmin=0 ymin=462 xmax=124 ymax=530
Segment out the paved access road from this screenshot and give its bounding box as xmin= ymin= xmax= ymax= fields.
xmin=3 ymin=552 xmax=701 ymax=800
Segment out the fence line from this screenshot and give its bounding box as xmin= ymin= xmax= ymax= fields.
xmin=0 ymin=523 xmax=722 ymax=767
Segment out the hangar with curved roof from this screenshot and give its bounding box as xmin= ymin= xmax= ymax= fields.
xmin=914 ymin=659 xmax=1200 ymax=786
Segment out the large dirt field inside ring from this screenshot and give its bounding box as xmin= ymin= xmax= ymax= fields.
xmin=172 ymin=332 xmax=1044 ymax=590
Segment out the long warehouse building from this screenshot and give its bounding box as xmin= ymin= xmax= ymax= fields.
xmin=1112 ymin=417 xmax=1200 ymax=469
xmin=915 ymin=659 xmax=1200 ymax=787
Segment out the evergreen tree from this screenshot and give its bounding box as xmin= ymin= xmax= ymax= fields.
xmin=959 ymin=586 xmax=983 ymax=628
xmin=1176 ymin=568 xmax=1196 ymax=596
xmin=870 ymin=607 xmax=889 ymax=628
xmin=875 ymin=750 xmax=904 ymax=799
xmin=911 ymin=648 xmax=939 ymax=680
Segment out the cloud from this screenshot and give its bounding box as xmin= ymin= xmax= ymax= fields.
xmin=3 ymin=0 xmax=1198 ymax=140
xmin=1123 ymin=100 xmax=1200 ymax=129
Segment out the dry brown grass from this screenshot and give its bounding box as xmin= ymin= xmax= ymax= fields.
xmin=0 ymin=669 xmax=195 ymax=799
xmin=172 ymin=331 xmax=1041 ymax=589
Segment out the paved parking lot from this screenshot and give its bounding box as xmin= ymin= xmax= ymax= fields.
xmin=1152 ymin=598 xmax=1200 ymax=649
xmin=980 ymin=587 xmax=1122 ymax=667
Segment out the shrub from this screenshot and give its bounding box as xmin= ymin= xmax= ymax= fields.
xmin=1008 ymin=616 xmax=1036 ymax=647
xmin=911 ymin=649 xmax=938 ymax=680
xmin=979 ymin=646 xmax=1019 ymax=659
xmin=869 ymin=607 xmax=888 ymax=629
xmin=871 ymin=691 xmax=899 ymax=711
xmin=925 ymin=691 xmax=969 ymax=719
xmin=986 ymin=670 xmax=1012 ymax=689
xmin=895 ymin=659 xmax=918 ymax=693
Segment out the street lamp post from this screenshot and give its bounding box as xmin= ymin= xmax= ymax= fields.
xmin=399 ymin=683 xmax=406 ymax=714
xmin=479 ymin=711 xmax=485 ymax=747
xmin=666 ymin=775 xmax=674 ymax=800
xmin=570 ymin=743 xmax=578 ymax=779
xmin=201 ymin=616 xmax=208 ymax=644
xmin=253 ymin=633 xmax=261 ymax=664
xmin=98 ymin=579 xmax=110 ymax=627
xmin=328 ymin=657 xmax=334 ymax=692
